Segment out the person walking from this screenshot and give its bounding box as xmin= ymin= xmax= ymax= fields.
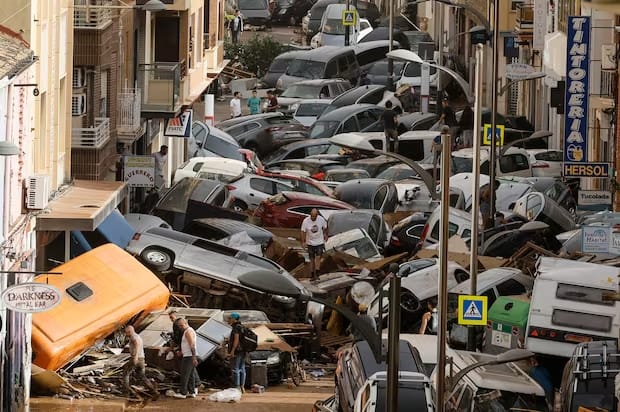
xmin=459 ymin=104 xmax=474 ymax=148
xmin=153 ymin=145 xmax=168 ymax=190
xmin=266 ymin=90 xmax=279 ymax=112
xmin=172 ymin=319 xmax=198 ymax=399
xmin=347 ymin=304 xmax=377 ymax=342
xmin=439 ymin=99 xmax=458 ymax=149
xmin=230 ymin=9 xmax=244 ymax=44
xmin=230 ymin=91 xmax=242 ymax=118
xmin=301 ymin=208 xmax=328 ymax=280
xmin=247 ymin=90 xmax=261 ymax=115
xmin=166 ymin=311 xmax=200 ymax=391
xmin=123 ymin=326 xmax=158 ymax=399
xmin=382 ymin=101 xmax=399 ymax=153
xmin=226 ymin=312 xmax=247 ymax=393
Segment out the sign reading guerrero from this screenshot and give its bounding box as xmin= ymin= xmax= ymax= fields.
xmin=124 ymin=155 xmax=156 ymax=188
xmin=2 ymin=283 xmax=62 ymax=313
xmin=564 ymin=16 xmax=591 ymax=176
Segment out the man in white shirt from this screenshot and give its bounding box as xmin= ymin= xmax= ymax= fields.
xmin=153 ymin=145 xmax=168 ymax=190
xmin=123 ymin=326 xmax=158 ymax=399
xmin=230 ymin=92 xmax=242 ymax=118
xmin=230 ymin=9 xmax=244 ymax=44
xmin=173 ymin=318 xmax=199 ymax=399
xmin=300 ymin=208 xmax=328 ymax=280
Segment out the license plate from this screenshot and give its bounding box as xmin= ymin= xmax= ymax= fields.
xmin=491 ymin=330 xmax=512 ymax=349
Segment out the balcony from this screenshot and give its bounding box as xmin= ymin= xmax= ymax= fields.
xmin=117 ymin=88 xmax=145 ymax=142
xmin=138 ymin=61 xmax=186 ymax=115
xmin=72 ymin=118 xmax=111 ymax=149
xmin=515 ymin=3 xmax=533 ymax=36
xmin=73 ymin=0 xmax=114 ymax=30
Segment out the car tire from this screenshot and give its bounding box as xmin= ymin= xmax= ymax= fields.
xmin=140 ymin=247 xmax=172 ymax=272
xmin=233 ymin=200 xmax=248 ymax=212
xmin=400 ymin=289 xmax=420 ymax=313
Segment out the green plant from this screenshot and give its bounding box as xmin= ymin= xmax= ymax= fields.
xmin=224 ymin=35 xmax=285 ymax=78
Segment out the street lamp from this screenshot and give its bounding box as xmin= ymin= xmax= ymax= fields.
xmin=498 ymin=72 xmax=546 ymax=96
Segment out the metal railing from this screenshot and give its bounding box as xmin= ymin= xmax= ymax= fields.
xmin=72 ymin=117 xmax=111 ymax=149
xmin=600 ymin=70 xmax=617 ymax=99
xmin=117 ymin=88 xmax=142 ymax=134
xmin=138 ymin=61 xmax=184 ymax=112
xmin=73 ymin=0 xmax=114 ymax=29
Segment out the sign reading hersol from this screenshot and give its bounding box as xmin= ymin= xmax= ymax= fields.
xmin=564 ymin=162 xmax=609 ymax=178
xmin=1 ymin=283 xmax=62 ymax=313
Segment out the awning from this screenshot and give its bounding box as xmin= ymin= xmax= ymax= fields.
xmin=36 ymin=180 xmax=128 ymax=232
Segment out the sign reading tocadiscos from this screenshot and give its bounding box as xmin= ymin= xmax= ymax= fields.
xmin=578 ymin=190 xmax=612 ymax=206
xmin=2 ymin=283 xmax=62 ymax=313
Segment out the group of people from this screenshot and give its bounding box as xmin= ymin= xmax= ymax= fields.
xmin=122 ymin=311 xmax=249 ymax=399
xmin=229 ymin=90 xmax=280 ymax=118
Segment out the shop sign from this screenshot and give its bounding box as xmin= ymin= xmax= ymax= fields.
xmin=2 ymin=283 xmax=62 ymax=313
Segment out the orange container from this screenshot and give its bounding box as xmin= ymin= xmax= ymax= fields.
xmin=32 ymin=244 xmax=170 ymax=370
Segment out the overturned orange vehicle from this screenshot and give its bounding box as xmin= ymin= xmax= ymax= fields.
xmin=32 ymin=244 xmax=170 ymax=371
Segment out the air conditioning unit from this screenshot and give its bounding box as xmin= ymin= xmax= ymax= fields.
xmin=26 ymin=175 xmax=50 ymax=210
xmin=73 ymin=67 xmax=86 ymax=88
xmin=72 ymin=94 xmax=87 ymax=116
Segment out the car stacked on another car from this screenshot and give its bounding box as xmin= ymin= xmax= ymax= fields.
xmin=277 ymin=78 xmax=351 ymax=114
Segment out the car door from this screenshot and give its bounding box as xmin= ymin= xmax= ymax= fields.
xmin=248 ymin=177 xmax=279 ymax=208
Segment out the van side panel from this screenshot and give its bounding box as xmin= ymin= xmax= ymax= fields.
xmin=526 ymin=278 xmax=619 ymax=358
xmin=32 ymin=244 xmax=170 ymax=370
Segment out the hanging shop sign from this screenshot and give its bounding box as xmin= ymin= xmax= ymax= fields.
xmin=2 ymin=283 xmax=62 ymax=313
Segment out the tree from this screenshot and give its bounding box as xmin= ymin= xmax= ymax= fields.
xmin=224 ymin=35 xmax=285 ymax=78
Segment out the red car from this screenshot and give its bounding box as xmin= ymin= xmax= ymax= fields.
xmin=257 ymin=169 xmax=334 ymax=198
xmin=254 ymin=191 xmax=353 ymax=228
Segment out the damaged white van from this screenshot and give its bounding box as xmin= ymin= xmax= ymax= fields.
xmin=525 ymin=257 xmax=619 ymax=358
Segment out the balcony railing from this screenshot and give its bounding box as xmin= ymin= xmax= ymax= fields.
xmin=515 ymin=4 xmax=533 ymax=33
xmin=117 ymin=88 xmax=142 ymax=134
xmin=73 ymin=0 xmax=114 ymax=29
xmin=204 ymin=32 xmax=216 ymax=49
xmin=138 ymin=61 xmax=184 ymax=113
xmin=72 ymin=118 xmax=111 ymax=149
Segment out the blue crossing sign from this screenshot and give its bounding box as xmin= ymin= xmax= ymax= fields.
xmin=457 ymin=295 xmax=488 ymax=326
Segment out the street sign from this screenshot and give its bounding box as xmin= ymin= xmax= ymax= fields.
xmin=164 ymin=109 xmax=192 ymax=138
xmin=342 ymin=10 xmax=356 ymax=26
xmin=482 ymin=123 xmax=505 ymax=146
xmin=458 ymin=295 xmax=488 ymax=326
xmin=563 ymin=162 xmax=610 ymax=178
xmin=505 ymin=63 xmax=535 ymax=80
xmin=124 ymin=155 xmax=156 ymax=188
xmin=1 ymin=283 xmax=62 ymax=313
xmin=578 ymin=190 xmax=612 ymax=206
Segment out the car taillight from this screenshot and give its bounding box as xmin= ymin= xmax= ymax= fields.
xmin=227 ymin=185 xmax=237 ymax=190
xmin=390 ymin=236 xmax=401 ymax=246
xmin=532 ymin=161 xmax=549 ymax=168
xmin=132 ymin=233 xmax=141 ymax=241
xmin=267 ymin=127 xmax=282 ymax=133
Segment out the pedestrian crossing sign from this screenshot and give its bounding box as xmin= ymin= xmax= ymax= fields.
xmin=482 ymin=123 xmax=505 ymax=146
xmin=342 ymin=10 xmax=357 ymax=26
xmin=457 ymin=295 xmax=488 ymax=325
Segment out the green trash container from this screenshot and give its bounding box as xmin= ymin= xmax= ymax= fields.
xmin=483 ymin=296 xmax=530 ymax=355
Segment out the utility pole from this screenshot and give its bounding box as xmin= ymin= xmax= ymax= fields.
xmin=488 ymin=0 xmax=500 ymax=223
xmin=387 ymin=0 xmax=394 ymax=91
xmin=345 ymin=0 xmax=351 ymax=46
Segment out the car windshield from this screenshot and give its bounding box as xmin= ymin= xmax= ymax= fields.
xmin=377 ymin=166 xmax=416 ymax=180
xmin=269 ymin=58 xmax=291 ymax=73
xmin=309 ymin=121 xmax=339 ymax=138
xmin=334 ymin=236 xmax=378 ymax=259
xmin=369 ymin=61 xmax=404 ymax=75
xmin=239 ymin=0 xmax=267 ymax=9
xmin=205 ymin=125 xmax=243 ymax=160
xmin=404 ymin=63 xmax=437 ymax=77
xmin=323 ymin=18 xmax=346 ymax=35
xmin=296 ymin=102 xmax=329 ymax=116
xmin=375 ymin=381 xmax=428 ymax=412
xmin=281 ymin=85 xmax=321 ymax=99
xmin=287 ymin=59 xmax=325 ymax=79
xmin=262 ymin=146 xmax=289 ymax=164
xmin=452 ymin=156 xmax=473 ymax=173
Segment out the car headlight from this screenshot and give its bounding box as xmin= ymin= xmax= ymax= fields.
xmin=290 ymin=103 xmax=299 ymax=112
xmin=276 ymin=78 xmax=283 ymax=89
xmin=266 ymin=352 xmax=281 ymax=365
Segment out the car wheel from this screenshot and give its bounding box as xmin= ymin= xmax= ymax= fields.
xmin=140 ymin=247 xmax=172 ymax=272
xmin=233 ymin=200 xmax=248 ymax=212
xmin=400 ymin=289 xmax=420 ymax=313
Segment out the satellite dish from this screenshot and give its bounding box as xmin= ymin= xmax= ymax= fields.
xmin=350 ymin=281 xmax=375 ymax=305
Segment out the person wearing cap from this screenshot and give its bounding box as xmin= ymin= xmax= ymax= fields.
xmin=348 ymin=304 xmax=377 ymax=342
xmin=226 ymin=312 xmax=247 ymax=393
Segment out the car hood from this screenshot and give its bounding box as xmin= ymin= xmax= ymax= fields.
xmin=277 ymin=97 xmax=304 ymax=106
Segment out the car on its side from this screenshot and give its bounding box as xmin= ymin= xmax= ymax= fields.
xmin=262 ymin=138 xmax=340 ymax=163
xmin=183 ymin=218 xmax=274 ymax=248
xmin=253 ymin=191 xmax=353 ymax=228
xmin=327 ymin=209 xmax=389 ymax=249
xmin=277 ymin=78 xmax=351 ymax=114
xmin=293 ymin=99 xmax=333 ymax=127
xmin=188 ymin=121 xmax=244 ymax=161
xmin=265 ymin=158 xmax=344 ymax=179
xmin=384 ymin=212 xmax=430 ymax=255
xmin=218 ymin=113 xmax=308 ymax=158
xmin=319 ymin=85 xmax=403 ymax=118
xmin=309 ymin=104 xmax=384 ymax=139
xmin=334 ymin=178 xmax=399 ymax=213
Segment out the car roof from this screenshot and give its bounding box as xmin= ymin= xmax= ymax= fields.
xmin=354 ymin=340 xmax=422 ymax=376
xmin=194 ymin=121 xmax=239 ymax=145
xmin=449 ymin=268 xmax=526 ymax=294
xmin=331 ymin=85 xmax=386 ymax=105
xmin=274 ymin=50 xmax=307 ymax=60
xmin=297 ymin=99 xmax=333 ymax=105
xmin=535 ymin=257 xmax=619 ymax=286
xmin=295 ymin=46 xmax=354 ymax=62
xmin=192 ymin=218 xmax=271 ymax=235
xmin=352 ymin=40 xmax=395 ymax=54
xmin=275 ymin=138 xmax=333 ymax=151
xmin=280 ymin=191 xmax=352 ymax=207
xmin=317 ymin=103 xmax=380 ymax=120
xmin=272 ymin=158 xmax=341 ymax=165
xmin=326 ymin=168 xmax=369 ymax=174
xmin=349 ymin=155 xmax=401 ymax=166
xmin=288 ymin=78 xmax=348 ymax=87
xmin=336 ymin=178 xmax=392 ymax=191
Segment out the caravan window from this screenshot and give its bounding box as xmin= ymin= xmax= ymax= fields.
xmin=552 ymin=309 xmax=612 ymax=333
xmin=556 ymin=283 xmax=615 ymax=307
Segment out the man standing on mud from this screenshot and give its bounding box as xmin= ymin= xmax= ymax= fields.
xmin=123 ymin=325 xmax=158 ymax=399
xmin=301 ymin=208 xmax=328 ymax=280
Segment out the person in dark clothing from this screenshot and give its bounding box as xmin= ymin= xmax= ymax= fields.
xmin=347 ymin=304 xmax=377 ymax=342
xmin=360 ymin=71 xmax=371 ymax=86
xmin=230 ymin=9 xmax=244 ymax=44
xmin=226 ymin=312 xmax=247 ymax=393
xmin=419 ymin=298 xmax=437 ymax=335
xmin=459 ymin=105 xmax=474 ymax=148
xmin=440 ymin=99 xmax=458 ymax=148
xmin=382 ymin=101 xmax=399 ymax=153
xmin=266 ymin=90 xmax=279 ymax=112
xmin=528 ymin=356 xmax=554 ymax=406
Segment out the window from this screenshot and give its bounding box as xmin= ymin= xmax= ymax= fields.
xmin=373 ymin=186 xmax=388 ymax=210
xmin=227 ymin=125 xmax=247 ymax=137
xmin=357 ymin=111 xmax=377 ymax=130
xmin=204 ymin=132 xmax=242 ymax=160
xmin=556 ymin=283 xmax=615 ymax=306
xmin=499 ymin=154 xmax=529 ymax=173
xmin=275 ymin=182 xmax=292 ymax=193
xmin=552 ymin=309 xmax=612 ymax=332
xmin=192 ymin=162 xmax=205 ymax=172
xmin=369 ymin=139 xmax=383 ymax=150
xmin=405 ymin=224 xmax=425 ymax=240
xmin=325 ymin=61 xmax=337 ymax=77
xmin=338 ymin=57 xmax=349 ymax=72
xmin=307 ymin=144 xmax=329 ymax=156
xmin=359 ymin=89 xmax=384 ymax=105
xmin=342 ymin=117 xmax=358 ymax=132
xmin=192 ymin=123 xmax=207 ymax=147
xmin=431 ymin=221 xmax=458 ymax=240
xmin=250 ymin=178 xmax=276 ymax=194
xmin=496 ymin=279 xmax=527 ymax=296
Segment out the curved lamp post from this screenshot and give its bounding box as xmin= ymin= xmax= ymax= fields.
xmin=406 ymin=0 xmax=490 ymax=34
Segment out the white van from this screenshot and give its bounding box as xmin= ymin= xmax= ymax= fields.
xmin=525 ymin=257 xmax=620 ymax=358
xmin=452 ymin=146 xmax=533 ymax=178
xmin=312 ymin=4 xmax=360 ymax=48
xmin=330 ymin=131 xmax=440 ymax=162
